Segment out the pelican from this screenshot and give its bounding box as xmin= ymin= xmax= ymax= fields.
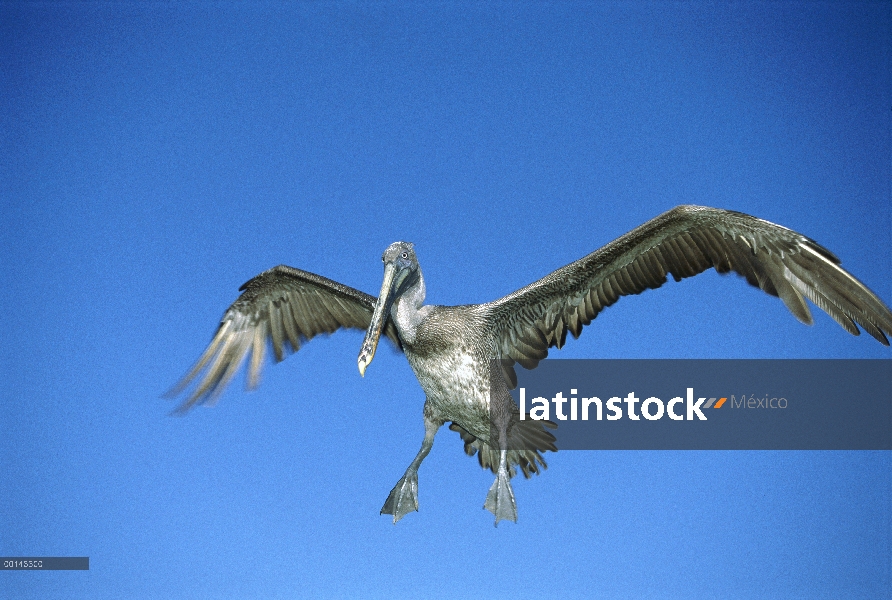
xmin=168 ymin=205 xmax=892 ymax=525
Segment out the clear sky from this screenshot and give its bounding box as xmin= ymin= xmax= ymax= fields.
xmin=2 ymin=2 xmax=890 ymax=598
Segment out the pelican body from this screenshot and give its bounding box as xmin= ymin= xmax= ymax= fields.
xmin=168 ymin=206 xmax=892 ymax=525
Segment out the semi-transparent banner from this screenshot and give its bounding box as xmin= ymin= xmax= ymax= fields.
xmin=500 ymin=359 xmax=891 ymax=450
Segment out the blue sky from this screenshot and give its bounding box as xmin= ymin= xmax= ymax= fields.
xmin=2 ymin=2 xmax=890 ymax=598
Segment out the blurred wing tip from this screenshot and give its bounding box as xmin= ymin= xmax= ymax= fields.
xmin=168 ymin=403 xmax=193 ymax=417
xmin=166 ymin=390 xmax=203 ymax=415
xmin=161 ymin=383 xmax=187 ymax=400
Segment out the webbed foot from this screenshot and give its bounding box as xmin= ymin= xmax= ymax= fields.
xmin=484 ymin=468 xmax=517 ymax=526
xmin=380 ymin=470 xmax=419 ymax=524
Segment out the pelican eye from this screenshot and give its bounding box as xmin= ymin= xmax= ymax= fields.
xmin=401 ymin=252 xmax=408 ymax=259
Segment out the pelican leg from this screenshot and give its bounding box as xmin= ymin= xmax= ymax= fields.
xmin=381 ymin=403 xmax=443 ymax=524
xmin=484 ymin=449 xmax=517 ymax=526
xmin=483 ymin=361 xmax=518 ymax=526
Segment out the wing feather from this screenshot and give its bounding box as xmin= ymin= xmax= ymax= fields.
xmin=489 ymin=205 xmax=892 ymax=376
xmin=168 ymin=265 xmax=403 ymax=412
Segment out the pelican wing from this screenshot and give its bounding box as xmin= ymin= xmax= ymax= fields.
xmin=489 ymin=205 xmax=892 ymax=380
xmin=167 ymin=265 xmax=402 ymax=412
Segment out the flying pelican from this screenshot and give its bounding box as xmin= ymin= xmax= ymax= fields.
xmin=168 ymin=205 xmax=892 ymax=525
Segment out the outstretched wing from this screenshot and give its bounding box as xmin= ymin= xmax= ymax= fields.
xmin=167 ymin=265 xmax=402 ymax=412
xmin=489 ymin=205 xmax=892 ymax=383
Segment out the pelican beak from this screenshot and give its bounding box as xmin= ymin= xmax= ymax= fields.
xmin=358 ymin=262 xmax=398 ymax=377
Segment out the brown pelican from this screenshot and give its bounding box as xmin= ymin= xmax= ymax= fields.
xmin=167 ymin=205 xmax=892 ymax=525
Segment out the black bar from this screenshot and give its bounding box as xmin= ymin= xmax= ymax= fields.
xmin=1 ymin=557 xmax=89 ymax=570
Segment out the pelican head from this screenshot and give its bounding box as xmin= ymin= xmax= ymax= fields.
xmin=357 ymin=242 xmax=419 ymax=376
